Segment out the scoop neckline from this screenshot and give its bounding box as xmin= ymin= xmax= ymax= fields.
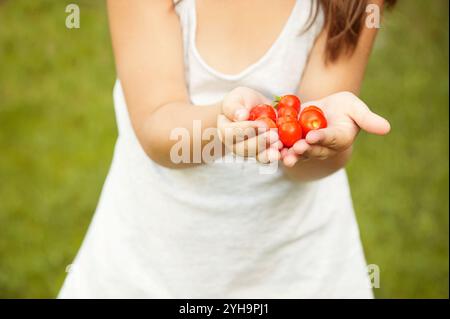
xmin=190 ymin=0 xmax=300 ymax=81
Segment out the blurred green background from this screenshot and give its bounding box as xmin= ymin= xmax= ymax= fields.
xmin=0 ymin=0 xmax=448 ymax=298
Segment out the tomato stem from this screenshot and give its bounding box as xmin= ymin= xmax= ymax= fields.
xmin=273 ymin=95 xmax=281 ymax=109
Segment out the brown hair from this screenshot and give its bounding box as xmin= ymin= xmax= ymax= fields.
xmin=309 ymin=0 xmax=397 ymax=62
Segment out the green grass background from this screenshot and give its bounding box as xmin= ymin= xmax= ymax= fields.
xmin=0 ymin=0 xmax=448 ymax=298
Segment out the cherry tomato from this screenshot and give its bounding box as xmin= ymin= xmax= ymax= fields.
xmin=276 ymin=95 xmax=301 ymax=113
xmin=277 ymin=106 xmax=298 ymax=119
xmin=299 ymin=106 xmax=327 ymax=136
xmin=256 ymin=116 xmax=277 ymax=129
xmin=249 ymin=104 xmax=277 ymax=122
xmin=301 ymin=105 xmax=324 ymax=115
xmin=278 ymin=120 xmax=303 ymax=147
xmin=276 ymin=116 xmax=295 ymax=127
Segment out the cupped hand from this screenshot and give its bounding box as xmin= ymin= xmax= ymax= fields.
xmin=217 ymin=87 xmax=282 ymax=163
xmin=282 ymin=91 xmax=391 ymax=167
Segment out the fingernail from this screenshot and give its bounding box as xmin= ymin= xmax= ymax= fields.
xmin=234 ymin=109 xmax=248 ymax=121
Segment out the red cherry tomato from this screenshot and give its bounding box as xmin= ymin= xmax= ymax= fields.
xmin=301 ymin=105 xmax=324 ymax=115
xmin=276 ymin=95 xmax=301 ymax=113
xmin=299 ymin=106 xmax=327 ymax=136
xmin=278 ymin=119 xmax=303 ymax=147
xmin=277 ymin=106 xmax=298 ymax=119
xmin=249 ymin=104 xmax=277 ymax=122
xmin=276 ymin=116 xmax=294 ymax=127
xmin=256 ymin=116 xmax=277 ymax=129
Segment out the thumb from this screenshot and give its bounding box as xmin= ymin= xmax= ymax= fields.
xmin=223 ymin=100 xmax=250 ymax=121
xmin=222 ymin=87 xmax=272 ymax=122
xmin=222 ymin=89 xmax=250 ymax=121
xmin=350 ymin=99 xmax=391 ymax=136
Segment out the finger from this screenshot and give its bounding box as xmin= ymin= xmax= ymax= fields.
xmin=303 ymin=145 xmax=336 ymax=160
xmin=234 ymin=130 xmax=278 ymax=157
xmin=282 ymin=144 xmax=312 ymax=166
xmin=222 ymin=87 xmax=271 ymax=121
xmin=257 ymin=147 xmax=281 ymax=164
xmin=222 ymin=94 xmax=249 ymax=121
xmin=305 ymin=127 xmax=345 ymax=149
xmin=273 ymin=140 xmax=284 ymax=150
xmin=234 ymin=108 xmax=250 ymax=121
xmin=218 ymin=114 xmax=259 ymax=130
xmin=292 ymin=139 xmax=310 ymax=155
xmin=280 ymin=147 xmax=289 ymax=159
xmin=219 ymin=115 xmax=268 ymax=133
xmin=218 ymin=115 xmax=266 ymax=144
xmin=283 ymin=153 xmax=299 ymax=167
xmin=350 ymin=97 xmax=391 ymax=136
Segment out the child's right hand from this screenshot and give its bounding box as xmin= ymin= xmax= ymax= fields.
xmin=217 ymin=87 xmax=282 ymax=163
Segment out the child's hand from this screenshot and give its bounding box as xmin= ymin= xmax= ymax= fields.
xmin=282 ymin=92 xmax=391 ymax=167
xmin=217 ymin=87 xmax=282 ymax=163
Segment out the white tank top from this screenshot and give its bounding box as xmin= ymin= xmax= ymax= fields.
xmin=59 ymin=0 xmax=373 ymax=298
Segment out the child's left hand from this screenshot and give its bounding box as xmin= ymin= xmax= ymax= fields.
xmin=281 ymin=91 xmax=391 ymax=167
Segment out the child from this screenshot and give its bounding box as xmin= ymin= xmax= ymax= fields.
xmin=59 ymin=0 xmax=393 ymax=298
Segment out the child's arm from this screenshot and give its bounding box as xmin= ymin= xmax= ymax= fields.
xmin=107 ymin=1 xmax=279 ymax=168
xmin=281 ymin=0 xmax=390 ymax=181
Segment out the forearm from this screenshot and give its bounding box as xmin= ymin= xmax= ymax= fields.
xmin=282 ymin=147 xmax=352 ymax=181
xmin=108 ymin=0 xmax=225 ymax=168
xmin=138 ymin=101 xmax=223 ymax=168
xmin=280 ymin=22 xmax=371 ymax=181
